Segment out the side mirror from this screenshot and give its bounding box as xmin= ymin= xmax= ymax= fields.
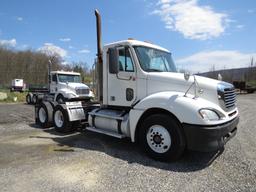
xmin=184 ymin=71 xmax=190 ymax=81
xmin=109 ymin=48 xmax=119 ymax=74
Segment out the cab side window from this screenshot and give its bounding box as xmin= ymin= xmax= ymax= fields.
xmin=118 ymin=47 xmax=134 ymax=72
xmin=52 ymin=74 xmax=57 ymax=82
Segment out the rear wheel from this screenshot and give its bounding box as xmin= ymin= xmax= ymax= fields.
xmin=32 ymin=94 xmax=38 ymax=104
xmin=139 ymin=114 xmax=185 ymax=161
xmin=37 ymin=102 xmax=53 ymax=128
xmin=53 ymin=104 xmax=74 ymax=133
xmin=26 ymin=93 xmax=32 ymax=104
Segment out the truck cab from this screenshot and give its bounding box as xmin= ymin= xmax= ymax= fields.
xmin=50 ymin=71 xmax=94 ymax=103
xmin=103 ymin=39 xmax=238 ymax=119
xmin=88 ymin=39 xmax=238 ymax=160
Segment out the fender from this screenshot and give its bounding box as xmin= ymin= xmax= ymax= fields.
xmin=129 ymin=91 xmax=234 ymax=142
xmin=54 ymin=89 xmax=78 ymax=101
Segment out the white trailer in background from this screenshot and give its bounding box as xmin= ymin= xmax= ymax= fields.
xmin=11 ymin=79 xmax=25 ymax=92
xmin=35 ymin=10 xmax=239 ymax=161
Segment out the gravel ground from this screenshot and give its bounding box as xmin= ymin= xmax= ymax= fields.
xmin=0 ymin=93 xmax=255 ymax=192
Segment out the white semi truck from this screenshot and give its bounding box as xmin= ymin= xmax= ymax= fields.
xmin=35 ymin=10 xmax=239 ymax=161
xmin=26 ymin=70 xmax=94 ymax=104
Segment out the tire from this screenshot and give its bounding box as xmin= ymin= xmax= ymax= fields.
xmin=37 ymin=102 xmax=54 ymax=128
xmin=49 ymin=101 xmax=58 ymax=109
xmin=26 ymin=93 xmax=32 ymax=104
xmin=32 ymin=94 xmax=38 ymax=104
xmin=139 ymin=114 xmax=185 ymax=161
xmin=56 ymin=94 xmax=66 ymax=104
xmin=53 ymin=104 xmax=73 ymax=133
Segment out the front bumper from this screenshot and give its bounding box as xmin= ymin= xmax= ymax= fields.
xmin=68 ymin=96 xmax=92 ymax=101
xmin=182 ymin=116 xmax=239 ymax=152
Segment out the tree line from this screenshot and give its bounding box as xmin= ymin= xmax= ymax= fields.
xmin=0 ymin=46 xmax=92 ymax=88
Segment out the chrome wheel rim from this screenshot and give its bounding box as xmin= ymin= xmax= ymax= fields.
xmin=26 ymin=95 xmax=30 ymax=103
xmin=33 ymin=96 xmax=36 ymax=103
xmin=54 ymin=110 xmax=64 ymax=128
xmin=38 ymin=107 xmax=46 ymax=123
xmin=58 ymin=98 xmax=63 ymax=103
xmin=146 ymin=125 xmax=171 ymax=153
xmin=57 ymin=96 xmax=64 ymax=103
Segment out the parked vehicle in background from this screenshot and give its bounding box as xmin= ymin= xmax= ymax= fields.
xmin=233 ymin=81 xmax=256 ymax=93
xmin=26 ymin=71 xmax=94 ymax=104
xmin=11 ymin=79 xmax=26 ymax=92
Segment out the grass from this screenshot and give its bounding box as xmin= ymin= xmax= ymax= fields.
xmin=247 ymin=80 xmax=256 ymax=88
xmin=0 ymin=89 xmax=27 ymax=103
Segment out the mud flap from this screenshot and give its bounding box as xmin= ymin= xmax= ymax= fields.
xmin=65 ymin=101 xmax=86 ymax=122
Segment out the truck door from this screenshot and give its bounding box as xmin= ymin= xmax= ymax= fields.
xmin=50 ymin=74 xmax=58 ymax=94
xmin=107 ymin=46 xmax=137 ymax=106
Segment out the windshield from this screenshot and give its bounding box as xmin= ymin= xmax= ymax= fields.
xmin=58 ymin=74 xmax=81 ymax=83
xmin=134 ymin=46 xmax=177 ymax=72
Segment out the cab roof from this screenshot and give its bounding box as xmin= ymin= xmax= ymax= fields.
xmin=104 ymin=39 xmax=170 ymax=53
xmin=50 ymin=71 xmax=80 ymax=75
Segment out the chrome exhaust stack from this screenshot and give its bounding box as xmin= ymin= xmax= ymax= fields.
xmin=48 ymin=60 xmax=52 ymax=90
xmin=95 ymin=9 xmax=103 ymax=103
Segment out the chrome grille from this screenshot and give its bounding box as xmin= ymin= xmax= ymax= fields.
xmin=223 ymin=88 xmax=236 ymax=109
xmin=76 ymin=88 xmax=89 ymax=95
xmin=217 ymin=82 xmax=236 ymax=111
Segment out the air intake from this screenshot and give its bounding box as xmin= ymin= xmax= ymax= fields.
xmin=217 ymin=82 xmax=236 ymax=111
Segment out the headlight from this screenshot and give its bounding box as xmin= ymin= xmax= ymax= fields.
xmin=199 ymin=109 xmax=220 ymax=121
xmin=89 ymin=90 xmax=95 ymax=98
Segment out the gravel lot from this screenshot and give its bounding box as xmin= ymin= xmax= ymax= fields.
xmin=0 ymin=93 xmax=256 ymax=192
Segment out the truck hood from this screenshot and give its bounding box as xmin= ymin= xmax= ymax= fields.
xmin=66 ymin=82 xmax=89 ymax=89
xmin=146 ymin=72 xmax=222 ymax=104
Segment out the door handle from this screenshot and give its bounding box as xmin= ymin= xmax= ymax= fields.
xmin=116 ymin=74 xmax=132 ymax=81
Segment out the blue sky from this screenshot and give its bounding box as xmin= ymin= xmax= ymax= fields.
xmin=0 ymin=0 xmax=256 ymax=72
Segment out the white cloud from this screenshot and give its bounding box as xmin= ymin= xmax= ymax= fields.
xmin=236 ymin=25 xmax=244 ymax=29
xmin=0 ymin=38 xmax=17 ymax=47
xmin=176 ymin=50 xmax=256 ymax=73
xmin=61 ymin=61 xmax=70 ymax=65
xmin=78 ymin=49 xmax=90 ymax=54
xmin=38 ymin=43 xmax=67 ymax=58
xmin=152 ymin=0 xmax=228 ymax=40
xmin=59 ymin=38 xmax=71 ymax=42
xmin=17 ymin=17 xmax=23 ymax=21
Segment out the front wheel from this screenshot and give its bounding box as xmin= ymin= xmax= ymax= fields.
xmin=56 ymin=94 xmax=66 ymax=104
xmin=139 ymin=114 xmax=185 ymax=161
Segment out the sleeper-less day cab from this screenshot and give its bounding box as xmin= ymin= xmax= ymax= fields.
xmin=35 ymin=10 xmax=239 ymax=161
xmin=26 ymin=71 xmax=94 ymax=104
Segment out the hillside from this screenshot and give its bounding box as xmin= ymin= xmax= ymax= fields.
xmin=0 ymin=47 xmax=90 ymax=88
